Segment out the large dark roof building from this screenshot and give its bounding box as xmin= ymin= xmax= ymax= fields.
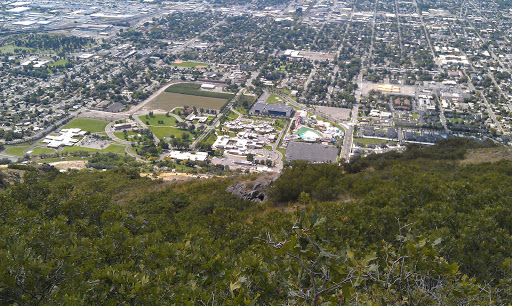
xmin=285 ymin=141 xmax=338 ymax=163
xmin=249 ymin=102 xmax=294 ymax=117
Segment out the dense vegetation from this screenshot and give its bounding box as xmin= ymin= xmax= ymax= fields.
xmin=9 ymin=34 xmax=93 ymax=54
xmin=87 ymin=153 xmax=142 ymax=170
xmin=165 ymin=83 xmax=235 ymax=100
xmin=1 ymin=139 xmax=512 ymax=304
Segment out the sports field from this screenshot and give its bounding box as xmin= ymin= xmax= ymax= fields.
xmin=62 ymin=118 xmax=108 ymax=133
xmin=171 ymin=61 xmax=208 ymax=68
xmin=146 ymin=92 xmax=227 ymax=112
xmin=4 ymin=146 xmax=29 ymax=156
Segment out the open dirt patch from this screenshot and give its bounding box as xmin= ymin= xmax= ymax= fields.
xmin=461 ymin=147 xmax=512 ymax=165
xmin=49 ymin=160 xmax=88 ymax=170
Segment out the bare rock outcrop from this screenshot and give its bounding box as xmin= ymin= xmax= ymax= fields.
xmin=226 ymin=173 xmax=280 ymax=202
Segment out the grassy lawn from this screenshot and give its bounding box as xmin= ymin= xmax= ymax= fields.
xmin=4 ymin=146 xmax=29 ymax=156
xmin=265 ymin=94 xmax=284 ymax=104
xmin=450 ymin=118 xmax=463 ymax=124
xmin=264 ymin=144 xmax=273 ymax=150
xmin=61 ymin=144 xmax=127 ymax=154
xmin=30 ymin=147 xmax=56 ymax=155
xmin=147 ymin=126 xmax=194 ymax=140
xmin=197 ymin=131 xmax=217 ymax=147
xmin=139 ymin=114 xmax=178 ymax=126
xmin=277 ymin=148 xmax=286 ymax=162
xmin=171 ymin=61 xmax=208 ymax=68
xmin=235 ymin=106 xmax=248 ymax=114
xmin=62 ymin=118 xmax=108 ymax=133
xmin=274 ymin=119 xmax=288 ymax=130
xmin=114 ymin=131 xmax=140 ymax=141
xmin=226 ymin=110 xmax=239 ymax=121
xmin=48 ymin=59 xmax=69 ymax=67
xmin=411 ymin=113 xmax=419 ymax=120
xmin=270 ymin=88 xmax=292 ymax=97
xmin=353 ymin=138 xmax=388 ymax=145
xmin=0 ymin=45 xmax=33 ymax=54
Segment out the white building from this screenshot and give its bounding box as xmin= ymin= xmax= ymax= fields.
xmin=201 ymin=84 xmax=215 ymax=89
xmin=42 ymin=128 xmax=86 ymax=148
xmin=168 ymin=151 xmax=208 ymax=162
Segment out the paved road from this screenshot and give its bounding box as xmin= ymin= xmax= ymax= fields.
xmin=105 ymin=122 xmax=132 ymax=145
xmin=133 ymin=116 xmax=160 ymax=144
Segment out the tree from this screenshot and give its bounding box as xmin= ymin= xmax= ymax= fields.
xmin=246 ymin=153 xmax=254 ymax=162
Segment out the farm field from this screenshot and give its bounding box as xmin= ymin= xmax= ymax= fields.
xmin=62 ymin=118 xmax=108 ymax=133
xmin=165 ymin=83 xmax=234 ymax=100
xmin=146 ymin=92 xmax=227 ymax=112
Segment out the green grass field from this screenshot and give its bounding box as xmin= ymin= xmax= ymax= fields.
xmin=139 ymin=114 xmax=178 ymax=126
xmin=353 ymin=138 xmax=388 ymax=146
xmin=171 ymin=61 xmax=208 ymax=68
xmin=265 ymin=94 xmax=284 ymax=104
xmin=47 ymin=59 xmax=69 ymax=67
xmin=30 ymin=147 xmax=56 ymax=155
xmin=62 ymin=119 xmax=108 ymax=133
xmin=114 ymin=131 xmax=140 ymax=141
xmin=197 ymin=131 xmax=217 ymax=147
xmin=61 ymin=144 xmax=127 ymax=154
xmin=0 ymin=45 xmax=33 ymax=54
xmin=226 ymin=110 xmax=239 ymax=121
xmin=277 ymin=148 xmax=286 ymax=162
xmin=147 ymin=126 xmax=194 ymax=140
xmin=4 ymin=146 xmax=29 ymax=156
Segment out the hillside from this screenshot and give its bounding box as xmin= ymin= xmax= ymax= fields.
xmin=1 ymin=139 xmax=512 ymax=304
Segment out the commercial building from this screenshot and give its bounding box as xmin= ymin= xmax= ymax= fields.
xmin=249 ymin=102 xmax=295 ymax=117
xmin=168 ymin=151 xmax=208 ymax=162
